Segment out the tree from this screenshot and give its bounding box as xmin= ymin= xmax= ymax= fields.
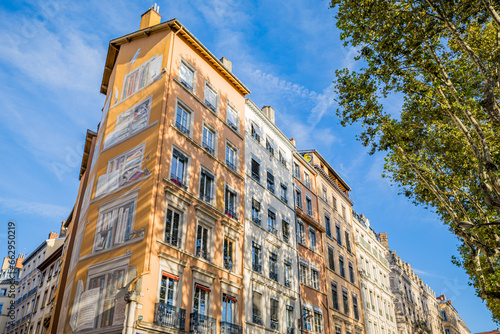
xmin=330 ymin=0 xmax=500 ymax=322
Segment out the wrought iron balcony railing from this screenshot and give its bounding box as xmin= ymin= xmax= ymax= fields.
xmin=225 ymin=208 xmax=238 ymax=221
xmin=170 ymin=174 xmax=187 ymax=189
xmin=196 ymin=247 xmax=210 ymax=261
xmin=202 ymin=142 xmax=215 ymax=155
xmin=252 ymin=263 xmax=262 ymax=273
xmin=269 ymin=271 xmax=278 ymax=282
xmin=252 ymin=216 xmax=261 ymax=226
xmin=190 ymin=312 xmax=216 ymax=334
xmin=176 ymin=121 xmax=190 ymax=136
xmin=153 ymin=303 xmax=186 ymax=330
xmin=268 ymin=226 xmax=278 ymax=236
xmin=270 ymin=320 xmax=279 ymax=331
xmin=220 ymin=321 xmax=242 ymax=334
xmin=164 ymin=233 xmax=181 ymax=247
xmin=252 ymin=313 xmax=263 ymax=326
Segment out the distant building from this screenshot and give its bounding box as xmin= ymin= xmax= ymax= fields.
xmin=437 ymin=294 xmax=471 ymax=334
xmin=352 ymin=213 xmax=397 ymax=334
xmin=475 ymin=331 xmax=500 ymax=334
xmin=385 ymin=235 xmax=448 ymax=334
xmin=5 ymin=232 xmax=64 ymax=334
xmin=0 ymin=255 xmax=23 ymax=333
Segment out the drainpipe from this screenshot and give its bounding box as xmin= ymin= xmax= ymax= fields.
xmin=292 ymin=169 xmax=304 ymax=334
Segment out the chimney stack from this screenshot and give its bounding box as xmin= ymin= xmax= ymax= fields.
xmin=48 ymin=231 xmax=59 ymax=240
xmin=220 ymin=57 xmax=232 ymax=72
xmin=379 ymin=232 xmax=389 ymax=249
xmin=289 ymin=138 xmax=296 ymax=147
xmin=262 ymin=106 xmax=275 ymax=124
xmin=140 ymin=4 xmax=161 ymax=30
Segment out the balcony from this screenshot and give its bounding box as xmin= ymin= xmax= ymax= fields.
xmin=154 ymin=303 xmax=186 ymax=331
xmin=196 ymin=247 xmax=210 ymax=261
xmin=170 ymin=174 xmax=187 ymax=189
xmin=220 ymin=321 xmax=242 ymax=334
xmin=268 ymin=226 xmax=278 ymax=236
xmin=226 ymin=160 xmax=237 ymax=172
xmin=200 ymin=193 xmax=213 ymax=204
xmin=284 ymin=279 xmax=291 ymax=288
xmin=269 ymin=271 xmax=278 ymax=282
xmin=252 ymin=216 xmax=261 ymax=226
xmin=164 ymin=233 xmax=181 ymax=247
xmin=190 ymin=312 xmax=216 ymax=334
xmin=202 ymin=142 xmax=215 ymax=155
xmin=252 ymin=263 xmax=262 ymax=273
xmin=176 ymin=121 xmax=190 ymax=136
xmin=252 ymin=313 xmax=263 ymax=326
xmin=225 ymin=208 xmax=238 ymax=221
xmin=270 ymin=320 xmax=279 ymax=331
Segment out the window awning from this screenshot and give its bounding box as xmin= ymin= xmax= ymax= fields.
xmin=225 ymin=294 xmax=237 ymax=302
xmin=195 ymin=283 xmax=211 ymax=292
xmin=162 ymin=271 xmax=179 ymax=281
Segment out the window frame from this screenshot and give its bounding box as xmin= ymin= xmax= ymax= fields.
xmin=174 ymin=99 xmax=193 ymax=137
xmin=179 ymin=58 xmax=197 ymax=93
xmin=203 ymin=80 xmax=218 ymax=113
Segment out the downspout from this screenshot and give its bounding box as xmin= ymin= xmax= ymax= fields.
xmin=292 ymin=167 xmax=304 ymax=334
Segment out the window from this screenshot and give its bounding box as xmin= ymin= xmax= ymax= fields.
xmin=279 ymin=150 xmax=287 ymax=167
xmin=295 ymin=188 xmax=302 ymax=208
xmin=171 ymin=149 xmax=188 ymax=187
xmin=270 ymin=299 xmax=279 ymax=330
xmin=251 ymin=158 xmax=260 ymax=181
xmin=339 ymin=255 xmax=345 ymax=278
xmin=282 ymin=220 xmax=290 ymax=244
xmin=226 ymin=105 xmax=238 ymax=131
xmin=164 ymin=208 xmax=181 ymax=247
xmin=225 ymin=186 xmax=238 ymax=220
xmin=204 ymin=83 xmax=217 ymax=112
xmin=303 ymin=308 xmax=312 ymax=331
xmin=332 ymin=196 xmax=337 ymax=211
xmin=0 ymin=288 xmax=6 ymax=296
xmin=266 ymin=138 xmax=275 ymax=156
xmin=202 ymin=125 xmax=215 ymax=154
xmin=311 ymin=269 xmax=320 ymax=290
xmin=268 ymin=210 xmax=277 ymax=235
xmin=345 ymin=231 xmax=352 ymax=253
xmin=251 ymin=123 xmax=261 ymax=142
xmin=159 ymin=272 xmax=178 ymax=306
xmin=222 ymin=294 xmax=237 ymax=325
xmin=328 ymin=247 xmax=335 ymax=271
xmin=280 ymin=183 xmax=288 ymax=203
xmin=195 ymin=225 xmax=210 ymax=261
xmin=252 ymin=292 xmax=263 ymax=325
xmin=299 ymin=264 xmax=308 ymax=285
xmin=336 ymin=224 xmax=342 ymax=246
xmin=223 ymin=238 xmax=233 ymax=271
xmin=342 ymin=288 xmax=349 ymax=315
xmin=225 ymin=143 xmax=237 ymax=171
xmin=284 ymin=261 xmax=292 ymax=288
xmin=267 ymin=171 xmax=275 ymax=193
xmin=314 ymin=312 xmax=323 ymax=334
xmin=293 ymin=163 xmax=300 ymax=178
xmin=251 ymin=198 xmax=261 ymax=225
xmin=304 ymin=173 xmax=311 ymax=188
xmin=199 ymin=169 xmax=215 ymax=203
xmin=179 ymin=61 xmax=195 ymax=91
xmin=349 ymin=262 xmax=355 ymax=284
xmin=175 ymin=103 xmax=191 ymax=135
xmin=252 ymin=242 xmax=262 ymax=273
xmin=306 ymin=196 xmax=313 ymax=216
xmin=269 ymin=253 xmax=278 ymax=282
xmin=325 ymin=215 xmax=332 ymax=238
xmin=342 ymin=206 xmax=347 ymax=220
xmin=322 ymin=187 xmax=327 ymax=201
xmin=193 ymin=284 xmax=210 ymax=316
xmin=335 ymin=326 xmax=342 ymax=334
xmin=123 ymin=55 xmax=162 ymax=100
xmin=331 ymin=283 xmax=339 ymax=310
xmin=309 ymin=228 xmax=317 ymax=251
xmin=87 ymin=268 xmax=126 ymax=329
xmin=286 ymin=305 xmax=294 ymax=331
xmin=297 ymin=222 xmax=306 ymax=244
xmin=94 ymin=199 xmax=135 ymax=252
xmin=441 ymin=310 xmax=448 ymax=321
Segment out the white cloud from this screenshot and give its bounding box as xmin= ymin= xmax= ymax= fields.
xmin=0 ymin=198 xmax=70 ymax=219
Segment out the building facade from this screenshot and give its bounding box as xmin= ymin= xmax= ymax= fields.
xmin=351 ymin=213 xmax=397 ymax=334
xmin=296 ymin=150 xmax=365 ymax=334
xmin=292 ymin=150 xmax=328 ymax=334
xmin=52 ymin=7 xmax=250 ymax=334
xmin=5 ymin=233 xmax=63 ymax=334
xmin=244 ymin=100 xmax=300 ymax=333
xmin=437 ymin=295 xmax=471 ymax=334
xmin=0 ymin=256 xmax=23 ymax=333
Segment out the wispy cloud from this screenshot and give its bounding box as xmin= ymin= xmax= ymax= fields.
xmin=0 ymin=198 xmax=70 ymax=219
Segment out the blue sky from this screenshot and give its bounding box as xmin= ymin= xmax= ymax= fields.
xmin=0 ymin=0 xmax=495 ymax=330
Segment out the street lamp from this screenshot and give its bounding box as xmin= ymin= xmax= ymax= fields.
xmin=457 ymin=221 xmax=500 ymax=229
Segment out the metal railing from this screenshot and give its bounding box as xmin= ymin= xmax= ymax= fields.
xmin=252 ymin=216 xmax=261 ymax=226
xmin=164 ymin=233 xmax=181 ymax=247
xmin=202 ymin=142 xmax=215 ymax=155
xmin=252 ymin=313 xmax=263 ymax=326
xmin=170 ymin=174 xmax=187 ymax=189
xmin=220 ymin=321 xmax=242 ymax=334
xmin=196 ymin=247 xmax=210 ymax=261
xmin=227 ymin=120 xmax=238 ymax=131
xmin=268 ymin=226 xmax=278 ymax=236
xmin=286 ymin=327 xmax=295 ymax=334
xmin=154 ymin=303 xmax=186 ymax=330
xmin=190 ymin=312 xmax=216 ymax=334
xmin=225 ymin=208 xmax=238 ymax=221
xmin=226 ymin=160 xmax=237 ymax=172
xmin=200 ymin=193 xmax=213 ymax=204
xmin=267 ymin=184 xmax=275 ymax=193
xmin=252 ymin=263 xmax=262 ymax=273
xmin=270 ymin=320 xmax=279 ymax=330
xmin=269 ymin=271 xmax=278 ymax=282
xmin=223 ymin=259 xmax=233 ymax=271
xmin=284 ymin=279 xmax=291 ymax=288
xmin=251 ymin=171 xmax=260 ymax=181
xmin=281 ymin=196 xmax=288 ymax=204
xmin=176 ymin=121 xmax=190 ymax=136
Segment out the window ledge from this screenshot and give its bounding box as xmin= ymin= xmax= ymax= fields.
xmin=173 ymin=78 xmax=244 ymax=140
